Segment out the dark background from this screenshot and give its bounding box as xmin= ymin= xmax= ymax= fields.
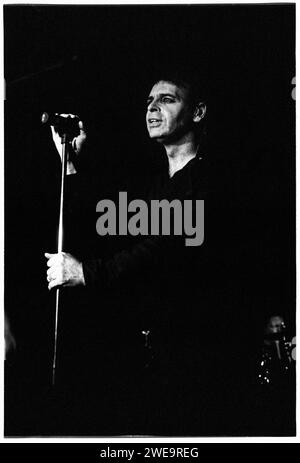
xmin=4 ymin=4 xmax=295 ymax=436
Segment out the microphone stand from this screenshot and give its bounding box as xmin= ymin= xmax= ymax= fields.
xmin=52 ymin=132 xmax=68 ymax=387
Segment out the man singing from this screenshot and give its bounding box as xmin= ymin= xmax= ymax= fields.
xmin=44 ymin=71 xmax=217 ymax=435
xmin=45 ymin=74 xmax=207 ymax=289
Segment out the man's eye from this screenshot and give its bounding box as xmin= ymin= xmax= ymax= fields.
xmin=162 ymin=97 xmax=174 ymax=103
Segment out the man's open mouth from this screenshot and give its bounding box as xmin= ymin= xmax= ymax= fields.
xmin=148 ymin=119 xmax=162 ymax=126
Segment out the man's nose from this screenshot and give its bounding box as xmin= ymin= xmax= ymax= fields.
xmin=148 ymin=100 xmax=160 ymax=112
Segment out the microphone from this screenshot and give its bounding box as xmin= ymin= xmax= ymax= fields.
xmin=41 ymin=112 xmax=80 ymax=132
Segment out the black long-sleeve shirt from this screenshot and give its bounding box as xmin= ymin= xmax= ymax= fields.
xmin=55 ymin=153 xmax=233 ymax=389
xmin=81 ymin=156 xmax=208 ymax=292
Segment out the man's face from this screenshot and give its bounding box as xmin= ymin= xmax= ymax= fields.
xmin=266 ymin=316 xmax=285 ymax=335
xmin=146 ymin=81 xmax=194 ymax=143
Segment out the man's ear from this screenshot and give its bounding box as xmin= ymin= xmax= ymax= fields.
xmin=193 ymin=102 xmax=206 ymax=123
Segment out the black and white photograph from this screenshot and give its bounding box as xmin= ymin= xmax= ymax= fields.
xmin=3 ymin=2 xmax=296 ymax=438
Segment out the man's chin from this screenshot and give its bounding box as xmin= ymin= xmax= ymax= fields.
xmin=148 ymin=131 xmax=166 ymax=143
xmin=149 ymin=133 xmax=181 ymax=145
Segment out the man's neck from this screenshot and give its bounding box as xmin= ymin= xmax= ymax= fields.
xmin=164 ymin=137 xmax=198 ymax=178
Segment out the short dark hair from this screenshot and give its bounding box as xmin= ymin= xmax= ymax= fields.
xmin=151 ymin=65 xmax=208 ymax=108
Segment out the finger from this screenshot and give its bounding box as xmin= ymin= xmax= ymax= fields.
xmin=47 ymin=265 xmax=60 ymax=277
xmin=48 ymin=279 xmax=59 ymax=290
xmin=45 ymin=253 xmax=58 ymax=267
xmin=47 ymin=271 xmax=60 ymax=283
xmin=45 ymin=252 xmax=64 ymax=262
xmin=48 ymin=274 xmax=64 ymax=290
xmin=47 ymin=266 xmax=55 ymax=276
xmin=46 ymin=256 xmax=60 ymax=267
xmin=59 ymin=113 xmax=75 ymax=118
xmin=78 ymin=120 xmax=85 ymax=132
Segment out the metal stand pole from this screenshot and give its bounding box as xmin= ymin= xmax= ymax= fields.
xmin=52 ymin=133 xmax=68 ymax=387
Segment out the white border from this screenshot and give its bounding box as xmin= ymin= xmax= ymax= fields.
xmin=0 ymin=0 xmax=298 ymax=444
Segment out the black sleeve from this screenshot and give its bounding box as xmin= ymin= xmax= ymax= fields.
xmin=82 ymin=234 xmax=183 ymax=290
xmin=81 ymin=159 xmax=208 ymax=292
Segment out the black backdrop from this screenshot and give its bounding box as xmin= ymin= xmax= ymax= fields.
xmin=4 ymin=4 xmax=295 ymax=436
